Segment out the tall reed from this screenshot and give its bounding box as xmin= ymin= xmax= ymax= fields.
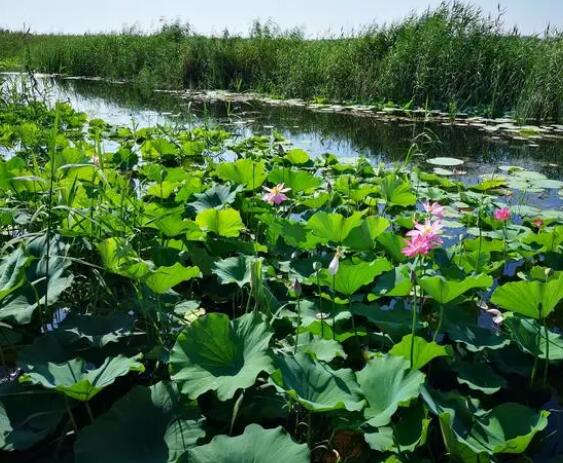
xmin=1 ymin=2 xmax=561 ymax=121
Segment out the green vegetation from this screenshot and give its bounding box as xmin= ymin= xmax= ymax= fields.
xmin=0 ymin=88 xmax=562 ymax=461
xmin=1 ymin=2 xmax=562 ymax=121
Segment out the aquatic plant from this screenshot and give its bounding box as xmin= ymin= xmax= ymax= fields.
xmin=0 ymin=98 xmax=561 ymax=462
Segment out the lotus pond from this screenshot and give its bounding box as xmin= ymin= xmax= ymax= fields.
xmin=0 ymin=80 xmax=562 ymax=463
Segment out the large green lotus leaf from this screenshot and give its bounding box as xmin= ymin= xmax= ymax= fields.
xmin=290 ymin=299 xmax=351 ymax=331
xmin=351 ymin=303 xmax=425 ymax=337
xmin=376 ymin=232 xmax=408 ymax=263
xmin=170 ymin=313 xmax=273 ymax=400
xmin=295 ymin=333 xmax=347 ymax=362
xmin=306 ymin=211 xmax=363 ymax=244
xmin=75 ymin=382 xmax=205 ymax=463
xmin=190 ymin=183 xmax=241 ymax=212
xmin=285 ymin=148 xmax=310 ymax=165
xmin=379 ymin=176 xmax=416 ymax=207
xmin=19 ymin=355 xmax=145 ymax=401
xmin=491 ymin=275 xmax=563 ymax=319
xmin=370 ymin=265 xmax=412 ymax=299
xmin=0 ymin=236 xmax=73 ymax=325
xmin=259 ymin=215 xmax=319 ymax=250
xmin=343 ymin=216 xmax=390 ymax=251
xmin=212 ymin=255 xmax=252 ymax=288
xmin=271 ymin=352 xmax=364 ymax=412
xmin=0 ymin=382 xmax=66 ymax=451
xmin=523 ymin=225 xmax=563 ymax=252
xmin=0 ymin=247 xmax=30 ymax=300
xmin=444 ymin=307 xmax=510 ymax=352
xmin=438 ymin=413 xmax=488 ymax=463
xmin=357 ymin=355 xmax=425 ymax=427
xmin=141 ymin=138 xmax=178 ymax=158
xmin=389 ymin=335 xmax=450 ymax=370
xmin=420 ymin=274 xmax=493 ymax=304
xmin=144 ymin=263 xmax=201 ymax=294
xmin=58 ymin=313 xmax=134 ymax=348
xmin=364 ymin=403 xmax=430 ymax=453
xmin=146 ymin=180 xmax=178 ymax=199
xmin=455 ymin=361 xmax=507 ymax=395
xmin=504 ymin=316 xmax=563 ymax=360
xmin=298 ymin=192 xmax=330 ymax=209
xmin=268 ymin=167 xmax=321 ymax=193
xmin=465 ymin=404 xmax=549 ymax=455
xmin=424 ymin=387 xmax=548 ymax=456
xmin=215 ymin=159 xmax=267 ymax=190
xmin=318 ymin=258 xmax=392 ymax=296
xmin=185 ymin=424 xmax=309 ymax=463
xmin=195 ymin=207 xmax=244 ymax=238
xmin=98 ymin=238 xmax=200 ymax=292
xmin=97 ymin=237 xmax=150 ymax=278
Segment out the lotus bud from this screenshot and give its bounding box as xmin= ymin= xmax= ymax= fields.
xmin=328 ymin=251 xmax=340 ymax=276
xmin=292 ymin=279 xmax=302 ymax=297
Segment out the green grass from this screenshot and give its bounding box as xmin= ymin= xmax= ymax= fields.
xmin=1 ymin=1 xmax=562 ymax=121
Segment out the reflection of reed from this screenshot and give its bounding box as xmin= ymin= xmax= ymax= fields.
xmin=5 ymin=74 xmax=562 ymax=181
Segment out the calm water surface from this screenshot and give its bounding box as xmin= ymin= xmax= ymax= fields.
xmin=2 ymin=73 xmax=562 ymax=210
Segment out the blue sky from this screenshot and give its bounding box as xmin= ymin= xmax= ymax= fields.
xmin=0 ymin=0 xmax=561 ymax=35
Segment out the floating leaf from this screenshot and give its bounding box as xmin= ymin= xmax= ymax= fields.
xmin=426 ymin=157 xmax=464 ymax=166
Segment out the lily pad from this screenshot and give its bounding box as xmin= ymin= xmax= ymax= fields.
xmin=426 ymin=157 xmax=464 ymax=167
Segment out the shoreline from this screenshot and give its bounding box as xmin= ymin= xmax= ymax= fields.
xmin=3 ymin=72 xmax=563 ymax=143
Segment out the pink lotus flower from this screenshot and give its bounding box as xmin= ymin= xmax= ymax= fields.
xmin=423 ymin=201 xmax=445 ymax=219
xmin=402 ymin=218 xmax=444 ymax=258
xmin=494 ymin=207 xmax=511 ymax=222
xmin=402 ymin=234 xmax=433 ymax=257
xmin=262 ymin=183 xmax=291 ymax=205
xmin=407 ymin=219 xmax=444 ymax=247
